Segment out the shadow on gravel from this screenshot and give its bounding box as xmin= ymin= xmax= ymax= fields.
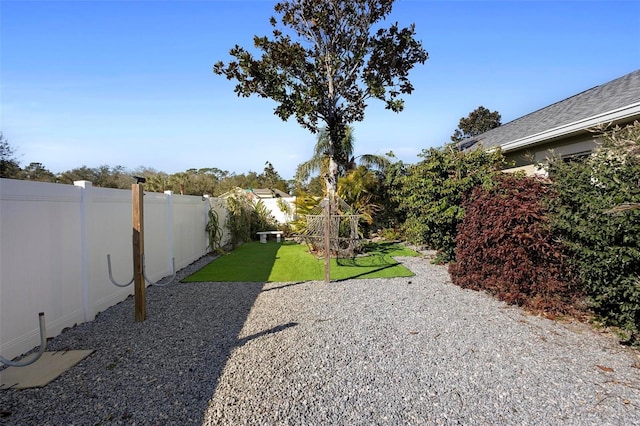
xmin=332 ymin=263 xmax=399 ymax=282
xmin=0 ymin=278 xmax=292 ymax=425
xmin=236 ymin=322 xmax=298 ymax=347
xmin=261 ymin=281 xmax=307 ymax=292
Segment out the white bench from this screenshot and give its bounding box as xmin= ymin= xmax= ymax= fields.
xmin=256 ymin=231 xmax=283 ymax=243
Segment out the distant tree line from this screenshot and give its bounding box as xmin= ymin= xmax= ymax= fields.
xmin=1 ymin=133 xmax=293 ymax=196
xmin=1 ymin=105 xmax=498 ymax=236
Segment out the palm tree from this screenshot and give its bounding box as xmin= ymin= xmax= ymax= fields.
xmin=337 ymin=165 xmax=381 ymax=225
xmin=296 ymin=126 xmax=390 ymax=189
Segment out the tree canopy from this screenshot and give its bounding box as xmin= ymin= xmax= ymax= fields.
xmin=214 ymin=0 xmax=427 ymax=197
xmin=0 ymin=132 xmax=21 ymax=179
xmin=451 ymin=105 xmax=502 ymax=142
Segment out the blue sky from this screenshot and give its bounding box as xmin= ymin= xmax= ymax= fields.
xmin=1 ymin=0 xmax=639 ymax=180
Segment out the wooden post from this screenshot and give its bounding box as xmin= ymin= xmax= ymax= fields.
xmin=132 ymin=183 xmax=146 ymax=321
xmin=323 ymin=198 xmax=331 ymax=284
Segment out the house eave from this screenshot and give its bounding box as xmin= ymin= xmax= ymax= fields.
xmin=493 ymin=102 xmax=640 ymax=153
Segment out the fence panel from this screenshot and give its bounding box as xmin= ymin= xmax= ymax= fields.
xmin=0 ymin=179 xmax=214 ymax=360
xmin=0 ymin=179 xmax=84 ymax=360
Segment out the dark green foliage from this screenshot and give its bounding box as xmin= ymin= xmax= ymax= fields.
xmin=449 ymin=174 xmax=582 ymax=315
xmin=21 ymin=162 xmax=57 ymax=182
xmin=546 ymin=122 xmax=640 ymax=339
xmin=214 ymin=0 xmax=427 ymax=197
xmin=394 ymin=144 xmax=506 ymax=262
xmin=0 ymin=132 xmax=21 ymax=179
xmin=224 ymin=189 xmax=253 ymax=247
xmin=58 ymin=165 xmax=132 ymax=188
xmin=377 ymin=157 xmax=408 ymax=232
xmin=451 ymin=106 xmax=502 ymax=143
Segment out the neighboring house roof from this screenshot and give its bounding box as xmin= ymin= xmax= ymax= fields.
xmin=460 ymin=69 xmax=640 ymax=153
xmin=220 ymin=187 xmax=292 ymax=199
xmin=251 ymin=188 xmax=291 ymax=198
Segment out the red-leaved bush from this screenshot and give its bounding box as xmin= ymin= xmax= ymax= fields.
xmin=448 ymin=174 xmax=583 ymax=316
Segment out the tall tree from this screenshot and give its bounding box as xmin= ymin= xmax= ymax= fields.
xmin=451 ymin=105 xmax=502 ymax=142
xmin=259 ymin=161 xmax=289 ymax=193
xmin=21 ymin=162 xmax=56 ymax=182
xmin=214 ymin=0 xmax=427 ymax=200
xmin=0 ymin=132 xmax=21 ymax=178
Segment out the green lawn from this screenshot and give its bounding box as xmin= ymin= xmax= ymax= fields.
xmin=182 ymin=241 xmax=418 ymax=283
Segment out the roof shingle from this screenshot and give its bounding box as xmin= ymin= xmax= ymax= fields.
xmin=462 ymin=70 xmax=640 ymax=151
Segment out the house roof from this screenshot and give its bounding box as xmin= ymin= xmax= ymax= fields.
xmin=460 ymin=69 xmax=640 ymax=153
xmin=251 ymin=188 xmax=292 ymax=198
xmin=219 ymin=187 xmax=292 ymax=199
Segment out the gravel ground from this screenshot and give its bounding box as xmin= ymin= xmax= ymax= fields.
xmin=1 ymin=254 xmax=639 ymax=425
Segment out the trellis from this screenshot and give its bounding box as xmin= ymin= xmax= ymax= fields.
xmin=301 ymin=198 xmax=361 ymax=258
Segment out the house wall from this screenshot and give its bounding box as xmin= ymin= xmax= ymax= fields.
xmin=504 ymin=132 xmax=600 ymax=169
xmin=260 ymin=197 xmax=297 ymax=224
xmin=0 ymin=179 xmax=227 ymax=361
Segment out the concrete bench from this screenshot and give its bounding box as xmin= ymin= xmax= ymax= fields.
xmin=257 ymin=231 xmax=283 ymax=243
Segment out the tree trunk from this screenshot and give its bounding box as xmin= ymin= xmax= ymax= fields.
xmin=322 ymin=154 xmax=339 ymax=284
xmin=323 ymin=198 xmax=331 ymax=283
xmin=324 ymin=155 xmax=339 ymax=200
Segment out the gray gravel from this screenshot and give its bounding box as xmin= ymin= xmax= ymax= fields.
xmin=1 ymin=254 xmax=639 ymax=425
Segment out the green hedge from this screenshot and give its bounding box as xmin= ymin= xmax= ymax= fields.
xmin=394 ymin=144 xmax=506 ymax=263
xmin=546 ymin=122 xmax=640 ymax=340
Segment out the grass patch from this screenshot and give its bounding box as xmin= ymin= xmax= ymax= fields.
xmin=182 ymin=241 xmax=417 ymax=283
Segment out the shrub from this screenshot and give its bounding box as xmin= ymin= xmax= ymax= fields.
xmin=546 ymin=122 xmax=640 ymax=340
xmin=206 ymin=203 xmax=224 ymax=253
xmin=394 ymin=144 xmax=506 ymax=262
xmin=225 ymin=189 xmax=278 ymax=247
xmin=449 ymin=174 xmax=582 ymax=315
xmin=252 ymin=199 xmax=278 ymax=234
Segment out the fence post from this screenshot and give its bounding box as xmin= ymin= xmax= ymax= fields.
xmin=164 ymin=190 xmax=174 ymax=274
xmin=132 ymin=184 xmax=146 ymax=322
xmin=203 ymin=195 xmax=211 ymax=252
xmin=74 ymin=180 xmax=92 ymax=322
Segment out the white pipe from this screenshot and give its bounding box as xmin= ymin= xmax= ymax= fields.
xmin=0 ymin=313 xmax=47 ymax=367
xmin=142 ymin=255 xmax=176 ymax=287
xmin=107 ymin=254 xmax=134 ymax=287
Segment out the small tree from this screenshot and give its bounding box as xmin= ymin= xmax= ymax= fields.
xmin=337 ymin=165 xmax=381 ymax=230
xmin=394 ymin=143 xmax=506 ymax=262
xmin=451 ymin=105 xmax=502 ymax=142
xmin=224 ymin=188 xmax=254 ymax=247
xmin=377 ymin=154 xmax=407 ymax=235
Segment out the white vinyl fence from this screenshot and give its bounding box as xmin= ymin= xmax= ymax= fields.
xmin=0 ymin=178 xmax=229 ymax=361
